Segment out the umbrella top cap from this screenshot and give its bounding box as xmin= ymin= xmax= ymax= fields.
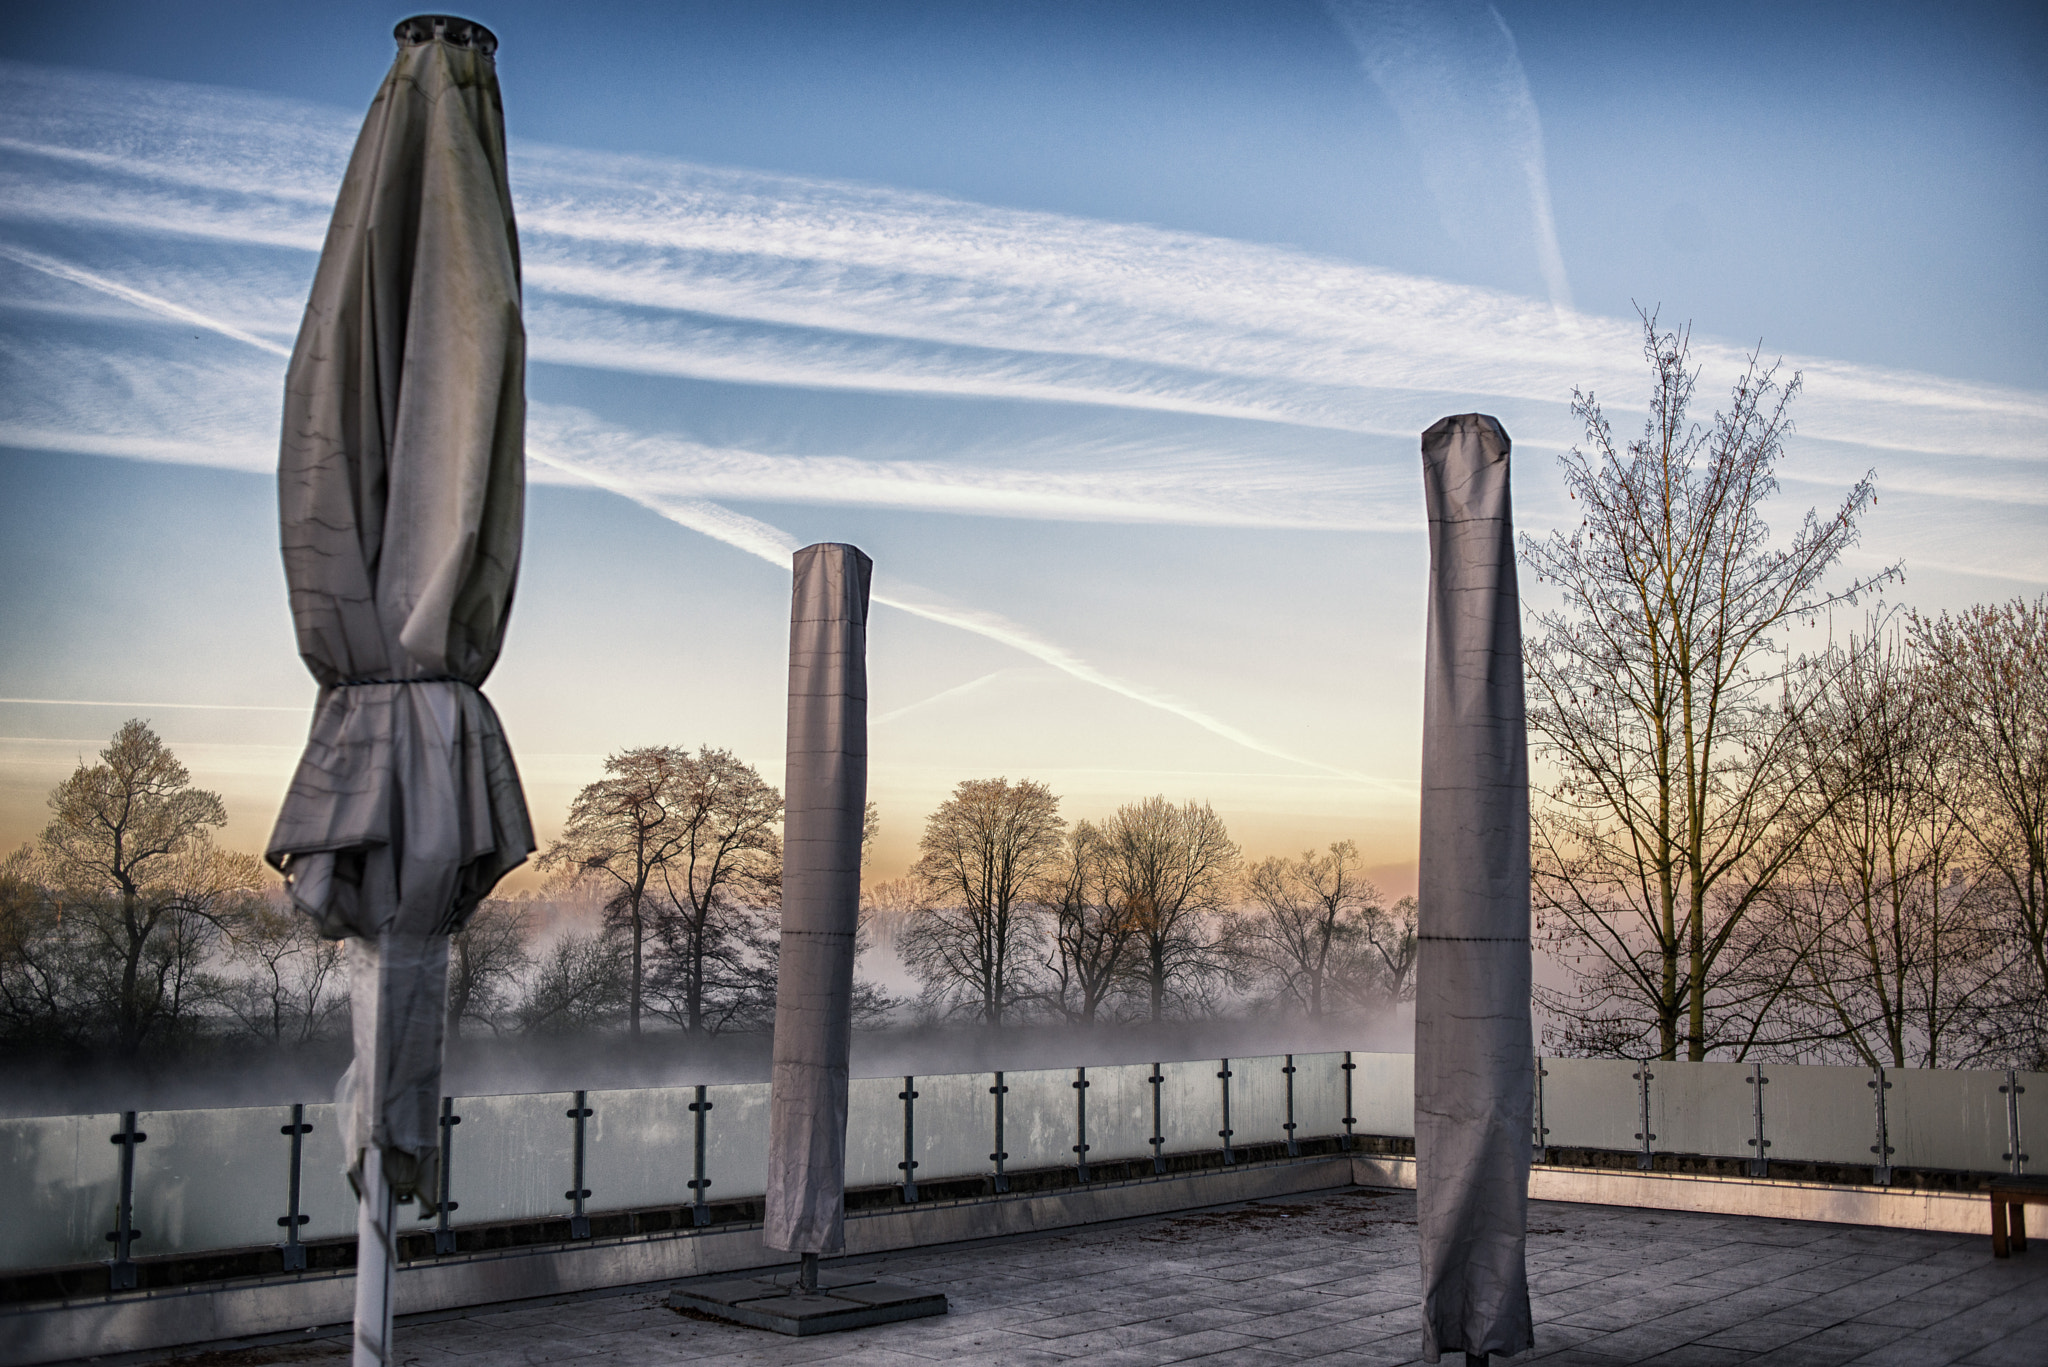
xmin=394 ymin=14 xmax=498 ymax=55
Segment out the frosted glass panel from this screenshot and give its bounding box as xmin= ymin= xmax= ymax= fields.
xmin=1229 ymin=1055 xmax=1290 ymax=1146
xmin=1349 ymin=1052 xmax=1415 ymax=1139
xmin=295 ymin=1102 xmax=356 ymax=1241
xmin=2018 ymin=1072 xmax=2045 ymax=1175
xmin=910 ymin=1071 xmax=991 ymax=1183
xmin=1085 ymin=1064 xmax=1155 ymax=1163
xmin=585 ymin=1087 xmax=692 ymax=1214
xmin=1889 ymin=1068 xmax=2011 ymax=1172
xmin=1650 ymin=1062 xmax=1755 ymax=1160
xmin=449 ymin=1092 xmax=574 ymax=1225
xmin=1001 ymin=1067 xmax=1075 ymax=1170
xmin=701 ymin=1083 xmax=770 ymax=1202
xmin=1766 ymin=1064 xmax=1882 ymax=1166
xmin=132 ymin=1105 xmax=291 ymax=1256
xmin=845 ymin=1076 xmax=905 ymax=1190
xmin=1157 ymin=1059 xmax=1223 ymax=1154
xmin=0 ymin=1113 xmax=122 ymax=1270
xmin=1292 ymin=1053 xmax=1348 ymax=1140
xmin=1541 ymin=1058 xmax=1641 ymax=1152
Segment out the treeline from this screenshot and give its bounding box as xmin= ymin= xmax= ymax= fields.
xmin=877 ymin=781 xmax=1416 ymax=1027
xmin=1527 ymin=315 xmax=2048 ymax=1069
xmin=0 ymin=726 xmax=1410 ymax=1059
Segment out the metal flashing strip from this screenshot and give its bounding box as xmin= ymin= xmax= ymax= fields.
xmin=1350 ymin=1154 xmax=1990 ymax=1236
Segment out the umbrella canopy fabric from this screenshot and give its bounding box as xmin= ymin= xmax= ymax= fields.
xmin=764 ymin=543 xmax=873 ymax=1255
xmin=265 ymin=16 xmax=532 ymax=1207
xmin=1415 ymin=414 xmax=1534 ymax=1362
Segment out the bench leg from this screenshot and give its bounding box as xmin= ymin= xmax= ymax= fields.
xmin=2014 ymin=1202 xmax=2028 ymax=1254
xmin=1992 ymin=1198 xmax=2009 ymax=1258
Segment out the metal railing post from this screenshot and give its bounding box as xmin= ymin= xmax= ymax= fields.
xmin=1746 ymin=1063 xmax=1770 ymax=1178
xmin=989 ymin=1072 xmax=1009 ymax=1194
xmin=1217 ymin=1058 xmax=1235 ymax=1165
xmin=898 ymin=1076 xmax=920 ymax=1202
xmin=279 ymin=1103 xmax=313 ymax=1269
xmin=688 ymin=1085 xmax=713 ymax=1225
xmin=1073 ymin=1067 xmax=1093 ymax=1182
xmin=105 ymin=1111 xmax=145 ymax=1290
xmin=1281 ymin=1056 xmax=1299 ymax=1157
xmin=566 ymin=1091 xmax=593 ymax=1238
xmin=1341 ymin=1052 xmax=1356 ymax=1151
xmin=1632 ymin=1062 xmax=1655 ymax=1171
xmin=434 ymin=1096 xmax=461 ymax=1253
xmin=1868 ymin=1067 xmax=1893 ymax=1185
xmin=2003 ymin=1070 xmax=2029 ymax=1175
xmin=1532 ymin=1056 xmax=1549 ymax=1163
xmin=1148 ymin=1063 xmax=1165 ymax=1174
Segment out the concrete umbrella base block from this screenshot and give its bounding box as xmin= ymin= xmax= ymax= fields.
xmin=669 ymin=1270 xmax=947 ymax=1335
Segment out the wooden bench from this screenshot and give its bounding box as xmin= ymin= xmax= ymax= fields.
xmin=1989 ymin=1175 xmax=2048 ymax=1257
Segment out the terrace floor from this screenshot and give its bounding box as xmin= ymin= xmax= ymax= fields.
xmin=142 ymin=1188 xmax=2046 ymax=1367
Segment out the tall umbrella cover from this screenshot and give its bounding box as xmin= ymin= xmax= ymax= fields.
xmin=764 ymin=543 xmax=872 ymax=1254
xmin=1415 ymin=414 xmax=1533 ymax=1362
xmin=264 ymin=15 xmax=531 ymax=1363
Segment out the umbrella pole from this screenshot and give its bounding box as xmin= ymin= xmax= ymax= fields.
xmin=353 ymin=1146 xmax=397 ymax=1366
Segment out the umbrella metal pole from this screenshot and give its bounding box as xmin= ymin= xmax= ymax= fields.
xmin=353 ymin=1146 xmax=398 ymax=1367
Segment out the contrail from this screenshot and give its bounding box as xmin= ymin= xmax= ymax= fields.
xmin=0 ymin=241 xmax=293 ymax=357
xmin=871 ymin=670 xmax=1019 ymax=726
xmin=0 ymin=696 xmax=308 ymax=712
xmin=522 ymin=443 xmax=1402 ymax=789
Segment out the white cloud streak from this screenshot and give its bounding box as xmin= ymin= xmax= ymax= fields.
xmin=1325 ymin=0 xmax=1572 ymax=310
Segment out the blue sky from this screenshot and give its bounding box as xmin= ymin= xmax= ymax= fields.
xmin=1 ymin=0 xmax=2043 ymax=887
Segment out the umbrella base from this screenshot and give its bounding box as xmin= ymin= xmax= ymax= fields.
xmin=669 ymin=1270 xmax=946 ymax=1335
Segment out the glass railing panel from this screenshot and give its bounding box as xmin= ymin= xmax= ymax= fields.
xmin=1349 ymin=1052 xmax=1415 ymax=1139
xmin=1156 ymin=1058 xmax=1224 ymax=1154
xmin=1648 ymin=1061 xmax=1754 ymax=1159
xmin=2019 ymin=1071 xmax=2046 ymax=1175
xmin=584 ymin=1087 xmax=692 ymax=1214
xmin=131 ymin=1105 xmax=293 ymax=1257
xmin=0 ymin=1113 xmax=123 ymax=1271
xmin=1540 ymin=1058 xmax=1642 ymax=1153
xmin=1889 ymin=1067 xmax=2012 ymax=1173
xmin=1765 ymin=1064 xmax=1882 ymax=1166
xmin=447 ymin=1091 xmax=576 ymax=1226
xmin=1229 ymin=1054 xmax=1290 ymax=1146
xmin=1083 ymin=1062 xmax=1155 ymax=1163
xmin=909 ymin=1070 xmax=991 ymax=1183
xmin=1002 ymin=1066 xmax=1078 ymax=1170
xmin=294 ymin=1102 xmax=356 ymax=1241
xmin=844 ymin=1075 xmax=905 ymax=1189
xmin=700 ymin=1082 xmax=770 ymax=1202
xmin=1290 ymin=1052 xmax=1348 ymax=1140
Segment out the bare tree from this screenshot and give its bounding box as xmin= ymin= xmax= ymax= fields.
xmin=541 ymin=747 xmax=701 ymax=1036
xmin=901 ymin=778 xmax=1064 ymax=1025
xmin=39 ymin=720 xmax=263 ymax=1052
xmin=0 ymin=845 xmax=94 ymax=1047
xmin=1358 ymin=895 xmax=1420 ymax=1005
xmin=1100 ymin=796 xmax=1241 ymax=1020
xmin=1912 ymin=594 xmax=2048 ymax=1067
xmin=223 ymin=894 xmax=347 ymax=1045
xmin=1523 ymin=314 xmax=1896 ymax=1060
xmin=1744 ymin=620 xmax=1997 ymax=1065
xmin=1237 ymin=841 xmax=1378 ymax=1018
xmin=646 ymin=748 xmax=783 ymax=1034
xmin=1041 ymin=820 xmax=1138 ymax=1024
xmin=446 ymin=899 xmax=534 ymax=1038
xmin=515 ymin=928 xmax=631 ymax=1034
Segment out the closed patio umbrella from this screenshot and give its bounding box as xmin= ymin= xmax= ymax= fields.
xmin=1414 ymin=414 xmax=1534 ymax=1364
xmin=264 ymin=15 xmax=532 ymax=1365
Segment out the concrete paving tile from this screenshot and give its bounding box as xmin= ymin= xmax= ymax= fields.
xmin=1635 ymin=1345 xmax=1760 ymax=1366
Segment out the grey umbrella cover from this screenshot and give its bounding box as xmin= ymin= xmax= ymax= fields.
xmin=264 ymin=33 xmax=534 ymax=1203
xmin=764 ymin=544 xmax=873 ymax=1254
xmin=1415 ymin=415 xmax=1534 ymax=1362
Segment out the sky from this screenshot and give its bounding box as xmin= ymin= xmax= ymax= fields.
xmin=0 ymin=0 xmax=2043 ymax=892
